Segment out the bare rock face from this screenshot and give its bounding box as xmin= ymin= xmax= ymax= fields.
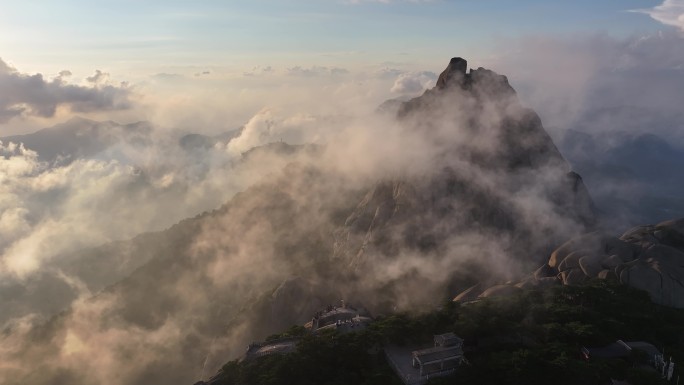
xmin=340 ymin=57 xmax=596 ymax=308
xmin=557 ymin=251 xmax=585 ymax=272
xmin=549 ymin=232 xmax=604 ymax=268
xmin=578 ymin=255 xmax=603 ymax=277
xmin=560 ymin=268 xmax=588 ymax=285
xmin=436 ymin=57 xmax=468 ymax=89
xmin=597 ymin=269 xmax=618 ymax=280
xmin=461 ymin=217 xmax=684 ymax=309
xmin=534 ymin=264 xmax=556 ymax=279
xmin=478 ymin=284 xmax=521 ymax=299
xmin=538 ymin=218 xmax=684 ymax=308
xmin=453 ymin=284 xmax=483 ymax=302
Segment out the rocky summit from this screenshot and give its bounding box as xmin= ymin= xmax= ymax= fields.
xmin=334 ymin=57 xmax=596 ymax=295
xmin=436 ymin=57 xmax=468 ymax=89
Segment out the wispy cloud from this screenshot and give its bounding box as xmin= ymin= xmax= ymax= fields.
xmin=0 ymin=59 xmax=132 ymax=124
xmin=632 ymin=0 xmax=684 ymax=32
xmin=390 ymin=71 xmax=436 ymax=94
xmin=286 ymin=66 xmax=349 ymax=77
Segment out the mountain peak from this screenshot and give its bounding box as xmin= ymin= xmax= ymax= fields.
xmin=64 ymin=115 xmax=96 ymax=125
xmin=398 ymin=57 xmax=517 ymax=119
xmin=436 ymin=57 xmax=468 ymax=89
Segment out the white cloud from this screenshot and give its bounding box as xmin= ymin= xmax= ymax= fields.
xmin=484 ymin=32 xmax=684 ymax=141
xmin=390 ymin=71 xmax=437 ymax=94
xmin=0 ymin=59 xmax=132 ymax=124
xmin=484 ymin=31 xmax=684 ymax=227
xmin=286 ymin=65 xmax=349 ymax=77
xmin=633 ymin=0 xmax=684 ymax=32
xmin=86 ymin=70 xmax=109 ymax=84
xmin=226 ymin=108 xmax=338 ymax=155
xmin=243 ymin=65 xmax=273 ymax=77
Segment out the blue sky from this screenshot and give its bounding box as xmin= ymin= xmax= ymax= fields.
xmin=0 ymin=0 xmax=669 ymax=74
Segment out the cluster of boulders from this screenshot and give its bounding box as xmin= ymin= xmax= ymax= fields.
xmin=454 ymin=218 xmax=684 ymax=308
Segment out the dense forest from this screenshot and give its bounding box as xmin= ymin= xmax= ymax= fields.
xmin=212 ymin=280 xmax=683 ymax=385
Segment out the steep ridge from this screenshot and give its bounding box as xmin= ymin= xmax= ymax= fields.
xmin=334 ymin=58 xmax=596 ymax=303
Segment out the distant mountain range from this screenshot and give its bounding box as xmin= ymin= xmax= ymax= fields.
xmin=1 ymin=117 xmax=153 ymax=164
xmin=560 ymin=126 xmax=684 ymax=226
xmin=0 ymin=116 xmax=242 ymax=165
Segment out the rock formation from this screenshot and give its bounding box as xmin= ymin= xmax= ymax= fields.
xmin=436 ymin=57 xmax=468 ymax=89
xmin=335 ymin=58 xmax=596 ymax=296
xmin=456 ymin=218 xmax=684 ymax=308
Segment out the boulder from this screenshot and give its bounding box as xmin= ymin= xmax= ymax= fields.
xmin=643 ymin=234 xmax=662 ymax=247
xmin=579 ymin=255 xmax=603 ymax=277
xmin=560 ymin=268 xmax=587 ymax=285
xmin=620 ymin=225 xmax=655 ymax=241
xmin=515 ymin=277 xmax=537 ymax=290
xmin=539 ymin=217 xmax=684 ymax=308
xmin=478 ymin=285 xmax=521 ymax=299
xmin=534 ymin=264 xmax=556 ymax=279
xmin=597 ymin=269 xmax=618 ymax=281
xmin=603 ymin=237 xmax=640 ymax=262
xmin=652 ymin=222 xmax=684 ymax=249
xmin=642 ymin=244 xmax=684 ymax=271
xmin=558 ymin=250 xmax=586 ymax=272
xmin=549 ymin=232 xmax=604 ymax=268
xmin=536 ymin=277 xmax=561 ymax=288
xmin=614 ymin=262 xmax=632 ymax=280
xmin=620 ymin=263 xmax=663 ymax=304
xmin=453 ymin=284 xmax=483 ymax=302
xmin=600 ymin=254 xmax=623 ymax=269
xmin=656 ymin=218 xmax=684 ymax=236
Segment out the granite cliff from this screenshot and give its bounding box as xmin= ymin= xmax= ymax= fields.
xmin=334 ymin=58 xmax=596 ymax=304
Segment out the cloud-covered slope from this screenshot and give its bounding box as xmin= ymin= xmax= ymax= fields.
xmin=0 ymin=57 xmax=596 ymax=385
